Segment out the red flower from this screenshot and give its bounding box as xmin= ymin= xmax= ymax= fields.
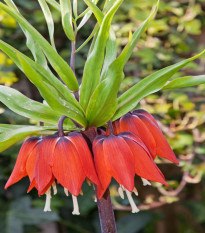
xmin=113 ymin=109 xmax=178 ymax=164
xmin=93 ymin=131 xmax=167 ymax=212
xmin=5 ymin=132 xmax=99 ymax=214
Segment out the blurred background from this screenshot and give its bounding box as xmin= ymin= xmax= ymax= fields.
xmin=0 ymin=0 xmax=205 ymax=232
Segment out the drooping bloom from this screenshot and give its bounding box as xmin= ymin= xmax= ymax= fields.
xmin=112 ymin=109 xmax=179 ymax=164
xmin=93 ymin=131 xmax=167 ymax=213
xmin=5 ymin=132 xmax=99 ymax=214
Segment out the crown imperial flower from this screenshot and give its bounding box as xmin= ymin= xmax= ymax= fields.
xmin=113 ymin=109 xmax=179 ymax=164
xmin=93 ymin=129 xmax=168 ymax=213
xmin=5 ymin=132 xmax=99 ymax=214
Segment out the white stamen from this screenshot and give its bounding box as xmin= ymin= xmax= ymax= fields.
xmin=125 ymin=189 xmax=140 ymax=213
xmin=44 ymin=187 xmax=52 ymax=212
xmin=52 ymin=181 xmax=57 ymax=195
xmin=118 ymin=186 xmax=124 ymax=199
xmin=94 ymin=196 xmax=97 ymax=202
xmin=141 ymin=178 xmax=151 ymax=186
xmin=72 ymin=195 xmax=80 ymax=215
xmin=64 ymin=188 xmax=69 ymax=196
xmin=133 ymin=187 xmax=139 ymax=196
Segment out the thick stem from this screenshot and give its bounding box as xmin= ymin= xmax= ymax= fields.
xmin=58 ymin=115 xmax=67 ymax=137
xmin=83 ymin=127 xmax=117 ymax=233
xmin=95 ymin=186 xmax=117 ymax=233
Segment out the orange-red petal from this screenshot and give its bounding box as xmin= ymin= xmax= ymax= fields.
xmin=67 ymin=132 xmax=99 ymax=186
xmin=119 ymin=113 xmax=157 ymax=157
xmin=93 ymin=137 xmax=111 ymax=199
xmin=137 ymin=114 xmax=179 ymax=164
xmin=32 ymin=135 xmax=58 ymax=195
xmin=124 ymin=138 xmax=167 ymax=186
xmin=52 ymin=137 xmax=85 ymax=196
xmin=5 ymin=137 xmax=40 ymax=189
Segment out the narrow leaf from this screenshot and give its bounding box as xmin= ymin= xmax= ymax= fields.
xmin=60 ymin=0 xmax=75 ymax=41
xmin=83 ymin=0 xmax=103 ymax=24
xmin=163 ymin=75 xmax=205 ymax=90
xmin=86 ymin=32 xmax=132 ymax=127
xmin=77 ymin=0 xmax=99 ymax=30
xmin=113 ymin=50 xmax=205 ymax=121
xmin=4 ymin=0 xmax=48 ymax=69
xmin=17 ymin=54 xmax=87 ymax=127
xmin=0 ymin=126 xmax=73 ymax=152
xmin=0 ymin=2 xmax=78 ymax=90
xmin=38 ymin=0 xmax=56 ymax=49
xmin=79 ymin=0 xmax=123 ymax=110
xmin=0 ymin=85 xmax=61 ymax=124
xmin=45 ymin=0 xmax=61 ymax=11
xmin=0 ymin=40 xmax=83 ymax=114
xmin=73 ymin=0 xmax=78 ymax=18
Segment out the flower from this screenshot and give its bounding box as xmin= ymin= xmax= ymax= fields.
xmin=112 ymin=109 xmax=179 ymax=164
xmin=93 ymin=131 xmax=167 ymax=213
xmin=5 ymin=132 xmax=99 ymax=214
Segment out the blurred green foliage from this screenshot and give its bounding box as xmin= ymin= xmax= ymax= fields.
xmin=0 ymin=0 xmax=205 ymax=233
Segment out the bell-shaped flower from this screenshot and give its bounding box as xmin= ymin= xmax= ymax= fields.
xmin=93 ymin=131 xmax=167 ymax=213
xmin=5 ymin=132 xmax=99 ymax=214
xmin=113 ymin=109 xmax=178 ymax=164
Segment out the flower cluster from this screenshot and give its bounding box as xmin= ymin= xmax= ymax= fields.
xmin=5 ymin=110 xmax=178 ymax=214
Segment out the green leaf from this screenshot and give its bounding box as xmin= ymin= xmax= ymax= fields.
xmin=0 ymin=85 xmax=63 ymax=124
xmin=83 ymin=0 xmax=103 ymax=24
xmin=16 ymin=54 xmax=87 ymax=127
xmin=86 ymin=32 xmax=132 ymax=127
xmin=79 ymin=0 xmax=124 ymax=110
xmin=113 ymin=50 xmax=205 ymax=121
xmin=101 ymin=28 xmax=117 ymax=79
xmin=38 ymin=0 xmax=56 ymax=50
xmin=77 ymin=0 xmax=99 ymax=31
xmin=0 ymin=125 xmax=80 ymax=152
xmin=60 ymin=0 xmax=75 ymax=41
xmin=0 ymin=40 xmax=83 ymax=114
xmin=45 ymin=0 xmax=61 ymax=11
xmin=0 ymin=2 xmax=78 ymax=91
xmin=4 ymin=0 xmax=48 ymax=69
xmin=73 ymin=0 xmax=78 ymax=18
xmin=0 ymin=124 xmax=76 ymax=133
xmin=163 ymin=75 xmax=205 ymax=90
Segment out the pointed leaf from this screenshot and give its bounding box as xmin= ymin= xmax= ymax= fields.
xmin=0 ymin=126 xmax=70 ymax=152
xmin=45 ymin=0 xmax=61 ymax=11
xmin=38 ymin=0 xmax=56 ymax=49
xmin=5 ymin=0 xmax=48 ymax=69
xmin=0 ymin=85 xmax=61 ymax=124
xmin=73 ymin=0 xmax=78 ymax=18
xmin=0 ymin=2 xmax=78 ymax=90
xmin=113 ymin=50 xmax=205 ymax=121
xmin=80 ymin=0 xmax=123 ymax=110
xmin=17 ymin=54 xmax=87 ymax=127
xmin=86 ymin=32 xmax=132 ymax=127
xmin=77 ymin=0 xmax=99 ymax=31
xmin=60 ymin=0 xmax=75 ymax=41
xmin=83 ymin=0 xmax=103 ymax=24
xmin=163 ymin=75 xmax=205 ymax=90
xmin=0 ymin=40 xmax=83 ymax=114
